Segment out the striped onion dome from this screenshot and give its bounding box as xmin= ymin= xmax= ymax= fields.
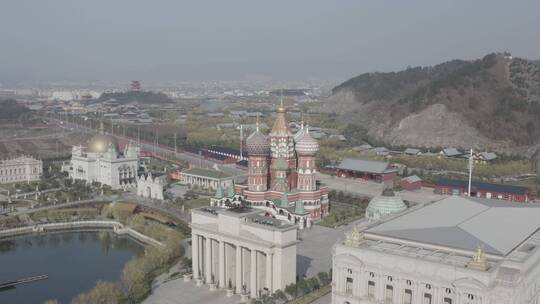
xmin=295 ymin=129 xmax=319 ymax=155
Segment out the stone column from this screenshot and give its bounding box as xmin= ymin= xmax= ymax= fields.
xmin=219 ymin=240 xmax=226 ymax=288
xmin=334 ymin=266 xmax=341 ymax=294
xmin=265 ymin=252 xmax=273 ymax=292
xmin=250 ymin=249 xmax=257 ymax=298
xmin=192 ymin=234 xmax=200 ymax=279
xmin=205 ymin=237 xmax=212 ymax=283
xmin=236 ymin=245 xmax=243 ymax=294
xmin=414 ymin=283 xmax=422 ymax=304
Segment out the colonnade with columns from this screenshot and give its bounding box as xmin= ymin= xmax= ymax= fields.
xmin=192 ymin=233 xmax=275 ymax=299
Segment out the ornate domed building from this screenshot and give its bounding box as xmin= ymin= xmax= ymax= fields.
xmin=65 ymin=122 xmax=140 ymax=190
xmin=365 ymin=189 xmax=407 ymax=221
xmin=212 ymin=102 xmax=329 ymax=228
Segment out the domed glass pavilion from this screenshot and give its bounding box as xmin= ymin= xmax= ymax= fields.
xmin=366 ymin=189 xmax=407 ymax=221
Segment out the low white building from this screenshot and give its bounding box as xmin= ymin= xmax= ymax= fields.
xmin=191 ymin=206 xmax=298 ymax=299
xmin=333 ymin=196 xmax=540 ymax=304
xmin=137 ymin=172 xmax=165 ymax=200
xmin=179 ymin=167 xmax=234 ymax=191
xmin=0 ymin=156 xmax=42 ymax=184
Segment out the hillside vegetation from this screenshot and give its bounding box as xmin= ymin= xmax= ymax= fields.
xmin=326 ymin=53 xmax=540 ymax=155
xmin=0 ymin=99 xmax=31 ymax=119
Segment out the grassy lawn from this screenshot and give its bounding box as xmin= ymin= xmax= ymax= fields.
xmin=183 ymin=196 xmax=212 ymax=210
xmin=318 ymin=200 xmax=367 ymax=228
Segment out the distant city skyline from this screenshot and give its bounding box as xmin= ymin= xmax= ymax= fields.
xmin=1 ymin=0 xmax=539 ymax=83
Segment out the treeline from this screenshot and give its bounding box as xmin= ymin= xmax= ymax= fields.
xmin=98 ymin=91 xmax=173 ymax=104
xmin=0 ymin=99 xmax=30 ymax=119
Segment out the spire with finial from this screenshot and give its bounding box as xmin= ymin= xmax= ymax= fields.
xmin=256 ymin=113 xmax=260 ymax=132
xmin=99 ymin=121 xmax=105 ymax=134
xmin=277 ymin=88 xmax=286 ymax=113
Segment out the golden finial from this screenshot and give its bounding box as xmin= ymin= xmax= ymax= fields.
xmin=344 ymin=225 xmax=365 ymax=247
xmin=277 ymin=89 xmax=286 ymax=113
xmin=99 ymin=121 xmax=105 ymax=134
xmin=467 ymin=245 xmax=488 ymax=271
xmin=256 ymin=113 xmax=260 ymax=132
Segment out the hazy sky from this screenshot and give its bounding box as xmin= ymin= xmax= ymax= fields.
xmin=1 ymin=0 xmax=539 ymax=82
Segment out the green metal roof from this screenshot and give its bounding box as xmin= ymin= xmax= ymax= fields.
xmin=182 ymin=167 xmax=232 ymax=179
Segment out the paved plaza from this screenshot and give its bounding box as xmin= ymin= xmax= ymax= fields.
xmin=296 ymin=221 xmax=363 ymax=278
xmin=144 ymin=279 xmax=241 ymax=304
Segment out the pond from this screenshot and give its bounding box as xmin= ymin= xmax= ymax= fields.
xmin=0 ymin=231 xmax=144 ymax=304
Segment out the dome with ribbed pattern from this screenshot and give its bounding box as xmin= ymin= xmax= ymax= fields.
xmin=246 ymin=130 xmax=269 ymax=155
xmin=295 ymin=130 xmax=319 ymax=155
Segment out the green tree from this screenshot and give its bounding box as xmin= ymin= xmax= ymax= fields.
xmin=72 ymin=280 xmax=124 ymax=304
xmin=284 ymin=283 xmax=297 ymax=299
xmin=121 ymin=258 xmax=150 ymax=302
xmin=317 ymin=271 xmax=330 ymax=285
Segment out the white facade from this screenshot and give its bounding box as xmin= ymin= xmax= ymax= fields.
xmin=0 ymin=156 xmax=42 ymax=184
xmin=180 ymin=167 xmax=234 ymax=191
xmin=137 ymin=172 xmax=165 ymax=200
xmin=332 ymin=196 xmax=540 ymax=304
xmin=191 ymin=207 xmax=298 ymax=299
xmin=66 ymin=138 xmax=139 ymax=190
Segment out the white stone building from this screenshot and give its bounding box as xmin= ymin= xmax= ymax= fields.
xmin=191 ymin=206 xmax=298 ymax=300
xmin=65 ymin=127 xmax=139 ymax=190
xmin=137 ymin=172 xmax=165 ymax=200
xmin=333 ymin=196 xmax=540 ymax=304
xmin=0 ymin=156 xmax=42 ymax=184
xmin=179 ymin=167 xmax=234 ymax=191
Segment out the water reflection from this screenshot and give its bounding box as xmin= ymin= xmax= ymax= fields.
xmin=0 ymin=231 xmax=144 ymax=303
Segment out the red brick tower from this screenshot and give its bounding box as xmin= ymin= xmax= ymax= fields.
xmin=295 ymin=128 xmax=319 ymax=191
xmin=246 ymin=120 xmax=270 ymax=192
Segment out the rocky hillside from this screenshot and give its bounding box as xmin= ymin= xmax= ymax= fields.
xmin=325 ymin=53 xmax=540 ymax=156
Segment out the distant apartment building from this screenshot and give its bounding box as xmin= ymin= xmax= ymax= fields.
xmin=0 ymin=156 xmax=43 ymax=184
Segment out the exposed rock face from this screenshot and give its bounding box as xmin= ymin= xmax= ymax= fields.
xmin=325 ymin=54 xmax=540 ymax=156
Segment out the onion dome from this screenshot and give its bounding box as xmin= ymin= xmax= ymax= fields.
xmin=295 ymin=129 xmax=319 ymax=155
xmin=294 ymin=125 xmax=306 ymax=142
xmin=365 ymin=189 xmax=407 ymax=221
xmin=246 ymin=130 xmax=269 ymax=156
xmin=273 ymin=157 xmax=288 ymax=171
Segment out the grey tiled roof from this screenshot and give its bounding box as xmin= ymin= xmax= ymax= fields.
xmin=336 ymin=158 xmax=396 ymax=174
xmin=366 ymin=196 xmax=540 ymax=256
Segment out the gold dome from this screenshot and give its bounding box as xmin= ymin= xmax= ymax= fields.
xmin=87 ymin=122 xmax=117 ymax=153
xmin=87 ymin=134 xmax=117 ymax=153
